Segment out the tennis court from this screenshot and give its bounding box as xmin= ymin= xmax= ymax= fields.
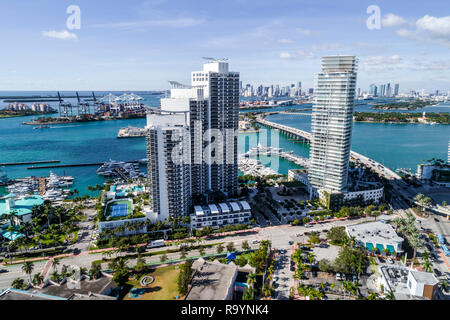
xmin=111 ymin=203 xmax=128 ymax=217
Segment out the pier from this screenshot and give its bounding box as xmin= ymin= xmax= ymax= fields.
xmin=243 ymin=145 xmax=310 ymax=168
xmin=27 ymin=161 xmax=140 ymax=170
xmin=0 ymin=160 xmax=60 ymax=166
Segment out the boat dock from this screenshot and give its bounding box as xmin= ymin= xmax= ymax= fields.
xmin=0 ymin=160 xmax=60 ymax=166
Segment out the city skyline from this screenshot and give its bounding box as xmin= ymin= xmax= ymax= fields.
xmin=1 ymin=0 xmax=450 ymax=91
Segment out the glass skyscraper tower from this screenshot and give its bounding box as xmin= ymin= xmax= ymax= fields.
xmin=309 ymin=56 xmax=358 ymax=194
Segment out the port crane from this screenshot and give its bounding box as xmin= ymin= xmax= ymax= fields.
xmin=57 ymin=92 xmax=74 ymax=117
xmin=92 ymin=91 xmax=105 ymax=114
xmin=76 ymin=92 xmax=91 ymax=115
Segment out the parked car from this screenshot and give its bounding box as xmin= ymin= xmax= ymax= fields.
xmin=434 ymin=268 xmax=442 ymax=277
xmin=0 ymin=269 xmax=8 ymax=273
xmin=251 ymin=239 xmax=259 ymax=244
xmin=300 ymin=246 xmax=312 ymax=251
xmin=336 ymin=273 xmax=343 ymax=281
xmin=387 ymin=258 xmax=394 ymax=264
xmin=295 ymin=233 xmax=302 ymax=237
xmin=319 ymin=243 xmax=328 ymax=248
xmin=290 ymin=265 xmax=295 ymax=272
xmin=352 ymin=275 xmax=358 ymax=282
xmin=288 ymin=241 xmax=294 ymax=245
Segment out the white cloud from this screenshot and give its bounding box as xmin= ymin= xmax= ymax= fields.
xmin=416 ymin=15 xmax=450 ymax=36
xmin=278 ymin=38 xmax=293 ymax=44
xmin=395 ymin=15 xmax=450 ymax=47
xmin=91 ymin=18 xmax=204 ymax=29
xmin=280 ymin=50 xmax=316 ymax=60
xmin=295 ymin=28 xmax=312 ymax=36
xmin=381 ymin=13 xmax=407 ymax=27
xmin=311 ymin=43 xmax=345 ymax=51
xmin=41 ymin=30 xmax=78 ymax=41
xmin=363 ymin=55 xmax=403 ymax=66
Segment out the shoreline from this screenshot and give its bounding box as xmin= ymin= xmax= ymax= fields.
xmin=354 ymin=120 xmax=448 ymax=125
xmin=22 ymin=115 xmax=146 ymax=125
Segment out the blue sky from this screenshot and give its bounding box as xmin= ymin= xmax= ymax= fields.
xmin=0 ymin=0 xmax=449 ymax=92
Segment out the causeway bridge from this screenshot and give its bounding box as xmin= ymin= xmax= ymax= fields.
xmin=256 ymin=117 xmax=402 ymax=181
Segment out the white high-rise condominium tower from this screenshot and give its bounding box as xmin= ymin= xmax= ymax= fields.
xmin=146 ymin=111 xmax=192 ymax=222
xmin=191 ymin=58 xmax=240 ymax=197
xmin=146 ymin=59 xmax=240 ymax=222
xmin=309 ymin=55 xmax=358 ymax=195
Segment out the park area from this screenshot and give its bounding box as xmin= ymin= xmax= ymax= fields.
xmin=123 ymin=265 xmax=182 ymax=300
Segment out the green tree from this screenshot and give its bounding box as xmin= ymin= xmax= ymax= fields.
xmin=11 ymin=278 xmax=25 ymax=290
xmin=160 ymin=254 xmax=168 ymax=263
xmin=216 ymin=243 xmax=223 ymax=254
xmin=327 ymin=226 xmax=347 ymax=244
xmin=177 ymin=259 xmax=193 ymax=296
xmin=112 ymin=268 xmax=130 ymax=287
xmin=242 ymin=240 xmax=250 ymax=251
xmin=32 ymin=273 xmax=44 ymax=287
xmin=226 ymin=242 xmax=235 ymax=252
xmin=22 ymin=261 xmax=34 ymax=283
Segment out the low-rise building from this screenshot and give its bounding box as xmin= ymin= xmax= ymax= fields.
xmin=0 ymin=194 xmax=44 ymax=227
xmin=190 ymin=201 xmax=251 ymax=230
xmin=98 ymin=217 xmax=147 ymax=237
xmin=186 ymin=258 xmax=238 ymax=300
xmin=407 ymin=269 xmax=439 ymax=300
xmin=377 ymin=265 xmax=439 ymax=300
xmin=345 ymin=221 xmax=403 ymax=256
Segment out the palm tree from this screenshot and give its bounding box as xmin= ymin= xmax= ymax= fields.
xmin=11 ymin=278 xmax=25 ymax=290
xmin=160 ymin=254 xmax=168 ymax=263
xmin=247 ymin=272 xmax=257 ymax=289
xmin=216 ymin=243 xmax=224 ymax=254
xmin=198 ymin=247 xmax=205 ymax=257
xmin=32 ymin=273 xmax=44 ymax=287
xmin=422 ymin=256 xmax=433 ymax=273
xmin=22 ymin=261 xmax=34 ymax=283
xmin=51 ymin=258 xmax=61 ymax=272
xmin=439 ymin=280 xmax=449 ymax=293
xmin=307 ymin=252 xmax=316 ymax=265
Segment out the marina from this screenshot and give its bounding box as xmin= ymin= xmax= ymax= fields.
xmin=243 ymin=144 xmax=310 ymax=168
xmin=96 ymin=160 xmax=146 ymax=180
xmin=4 ymin=171 xmax=74 ymax=201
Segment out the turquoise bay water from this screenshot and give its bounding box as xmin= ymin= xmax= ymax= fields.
xmin=265 ymin=112 xmax=449 ymax=171
xmin=0 ymin=92 xmax=449 ymax=196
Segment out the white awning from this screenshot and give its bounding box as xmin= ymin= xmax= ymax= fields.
xmin=219 ymin=203 xmax=230 ymax=213
xmin=208 ymin=204 xmax=219 ymax=214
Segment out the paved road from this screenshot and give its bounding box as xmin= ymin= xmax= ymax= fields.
xmin=0 ymin=215 xmax=382 ymax=290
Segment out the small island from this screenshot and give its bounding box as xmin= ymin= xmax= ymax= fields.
xmin=354 ymin=112 xmax=450 ymax=124
xmin=370 ymin=100 xmax=435 ymax=110
xmin=0 ymin=109 xmax=57 ymax=119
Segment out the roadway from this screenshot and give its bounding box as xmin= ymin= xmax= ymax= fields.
xmin=0 ymin=214 xmax=386 ymax=291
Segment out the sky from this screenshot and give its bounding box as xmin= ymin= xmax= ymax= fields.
xmin=0 ymin=0 xmax=449 ymax=92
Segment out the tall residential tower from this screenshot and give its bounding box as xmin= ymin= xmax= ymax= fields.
xmin=309 ymin=56 xmax=358 ymax=195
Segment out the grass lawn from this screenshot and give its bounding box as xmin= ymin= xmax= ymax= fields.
xmin=123 ymin=265 xmax=183 ymax=300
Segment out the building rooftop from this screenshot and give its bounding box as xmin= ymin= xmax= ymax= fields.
xmin=37 ymin=276 xmax=116 ymax=299
xmin=192 ymin=201 xmax=250 ymax=217
xmin=186 ymin=258 xmax=238 ymax=300
xmin=409 ymin=270 xmax=439 ymax=286
xmin=0 ymin=288 xmax=67 ymax=300
xmin=346 ymin=221 xmax=403 ymax=246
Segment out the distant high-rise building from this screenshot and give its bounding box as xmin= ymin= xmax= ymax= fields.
xmin=386 ymin=83 xmax=391 ymax=97
xmin=309 ymin=56 xmax=358 ymax=194
xmin=394 ymin=83 xmax=399 ymax=96
xmin=380 ymin=84 xmax=386 ymax=97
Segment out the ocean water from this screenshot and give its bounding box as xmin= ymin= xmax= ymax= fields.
xmin=0 ymin=92 xmax=449 ymax=196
